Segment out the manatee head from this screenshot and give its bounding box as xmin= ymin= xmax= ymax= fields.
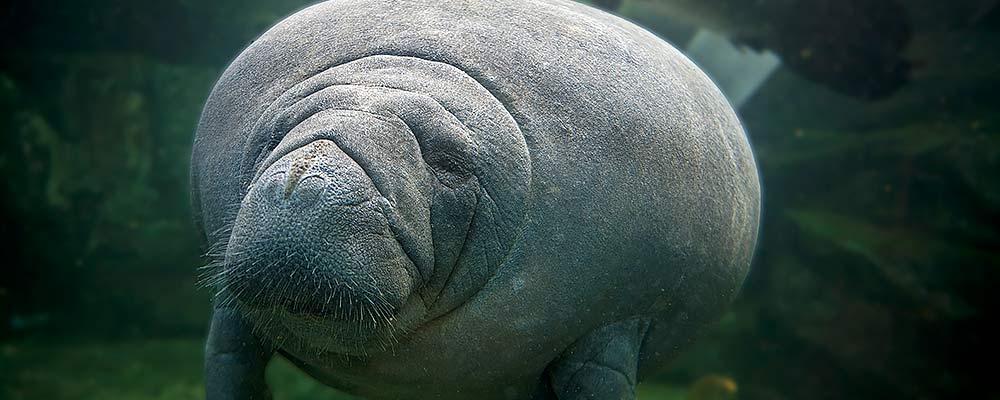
xmin=203 ymin=55 xmax=531 ymax=356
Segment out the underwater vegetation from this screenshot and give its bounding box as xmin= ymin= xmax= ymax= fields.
xmin=1 ymin=0 xmax=998 ymax=399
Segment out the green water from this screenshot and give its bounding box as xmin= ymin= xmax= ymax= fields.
xmin=1 ymin=1 xmax=996 ymax=399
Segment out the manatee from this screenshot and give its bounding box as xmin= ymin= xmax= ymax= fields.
xmin=191 ymin=0 xmax=761 ymax=399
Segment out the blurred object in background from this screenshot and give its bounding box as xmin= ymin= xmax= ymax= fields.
xmin=593 ymin=0 xmax=913 ymax=104
xmin=684 ymin=30 xmax=780 ymax=108
xmin=686 ymin=375 xmax=738 ymax=400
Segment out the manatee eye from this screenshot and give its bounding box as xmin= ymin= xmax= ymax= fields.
xmin=426 ymin=150 xmax=474 ymax=188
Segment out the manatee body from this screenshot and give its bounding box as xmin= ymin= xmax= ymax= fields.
xmin=191 ymin=0 xmax=760 ymax=399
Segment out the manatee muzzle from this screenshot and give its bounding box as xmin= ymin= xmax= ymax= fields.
xmin=225 ymin=137 xmax=413 ymax=324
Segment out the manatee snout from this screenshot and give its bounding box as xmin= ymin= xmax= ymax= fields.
xmin=220 ymin=138 xmax=415 ymax=351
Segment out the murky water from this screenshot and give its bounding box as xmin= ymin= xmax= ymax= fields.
xmin=1 ymin=0 xmax=995 ymax=399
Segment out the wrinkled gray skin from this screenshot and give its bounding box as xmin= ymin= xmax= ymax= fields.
xmin=190 ymin=0 xmax=760 ymax=399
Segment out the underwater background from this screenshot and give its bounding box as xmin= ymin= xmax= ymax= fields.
xmin=0 ymin=0 xmax=996 ymax=399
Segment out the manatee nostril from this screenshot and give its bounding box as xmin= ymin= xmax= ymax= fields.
xmin=290 ymin=175 xmax=327 ymax=206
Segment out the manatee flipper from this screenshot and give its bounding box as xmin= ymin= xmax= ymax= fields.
xmin=205 ymin=305 xmax=274 ymax=400
xmin=546 ymin=318 xmax=652 ymax=400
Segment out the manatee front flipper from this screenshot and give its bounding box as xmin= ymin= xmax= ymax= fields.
xmin=205 ymin=305 xmax=274 ymax=400
xmin=546 ymin=318 xmax=652 ymax=400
